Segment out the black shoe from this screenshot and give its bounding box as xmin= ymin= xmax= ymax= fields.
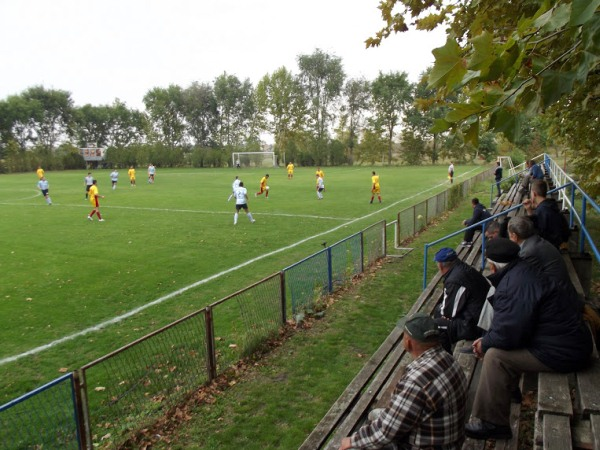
xmin=465 ymin=419 xmax=512 ymax=440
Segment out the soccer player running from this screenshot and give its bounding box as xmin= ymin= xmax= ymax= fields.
xmin=37 ymin=176 xmax=52 ymax=205
xmin=87 ymin=179 xmax=105 ymax=222
xmin=370 ymin=171 xmax=382 ymax=204
xmin=228 ymin=176 xmax=241 ymax=201
xmin=84 ymin=172 xmax=94 ymax=199
xmin=148 ymin=164 xmax=156 ymax=183
xmin=316 ymin=173 xmax=325 ymax=199
xmin=233 ymin=182 xmax=255 ymax=225
xmin=128 ymin=166 xmax=136 ymax=187
xmin=287 ymin=162 xmax=295 ymax=179
xmin=110 ymin=168 xmax=119 ymax=190
xmin=36 ymin=166 xmax=45 ymax=179
xmin=256 ymin=174 xmax=269 ymax=198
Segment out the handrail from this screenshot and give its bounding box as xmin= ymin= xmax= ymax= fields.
xmin=423 ymin=156 xmax=600 ymax=290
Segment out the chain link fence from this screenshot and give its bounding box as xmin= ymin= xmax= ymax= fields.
xmin=0 ymin=373 xmax=80 ymax=449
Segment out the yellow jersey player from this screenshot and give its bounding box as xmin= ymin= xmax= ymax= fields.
xmin=316 ymin=167 xmax=324 ymax=179
xmin=87 ymin=179 xmax=105 ymax=222
xmin=370 ymin=171 xmax=381 ymax=204
xmin=128 ymin=166 xmax=136 ymax=186
xmin=255 ymin=174 xmax=270 ymax=198
xmin=36 ymin=166 xmax=45 ymax=179
xmin=287 ymin=162 xmax=295 ymax=179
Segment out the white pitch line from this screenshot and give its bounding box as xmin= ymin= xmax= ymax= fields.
xmin=0 ymin=170 xmax=481 ymax=365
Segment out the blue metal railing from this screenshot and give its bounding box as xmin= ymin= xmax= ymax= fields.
xmin=424 ymin=154 xmax=600 ymax=290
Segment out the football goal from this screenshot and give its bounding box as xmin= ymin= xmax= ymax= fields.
xmin=232 ymin=152 xmax=277 ymax=168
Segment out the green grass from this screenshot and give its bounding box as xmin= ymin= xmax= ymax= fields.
xmin=142 ymin=193 xmax=481 ymax=450
xmin=0 ymin=164 xmax=486 ymax=403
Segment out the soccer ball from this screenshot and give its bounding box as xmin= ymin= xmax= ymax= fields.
xmin=266 ymin=186 xmax=270 ymax=191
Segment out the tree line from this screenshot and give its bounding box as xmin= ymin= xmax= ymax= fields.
xmin=0 ymin=48 xmax=551 ymax=175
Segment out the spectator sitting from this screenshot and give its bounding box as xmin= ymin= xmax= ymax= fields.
xmin=523 ymin=179 xmax=571 ymax=249
xmin=528 ymin=159 xmax=544 ymax=180
xmin=340 ymin=313 xmax=467 ymax=450
xmin=507 ymin=216 xmax=572 ymax=288
xmin=465 ymin=238 xmax=592 ymax=440
xmin=484 ymin=218 xmax=508 ymax=241
xmin=433 ymin=248 xmax=491 ymax=352
xmin=461 ymin=198 xmax=491 ymax=247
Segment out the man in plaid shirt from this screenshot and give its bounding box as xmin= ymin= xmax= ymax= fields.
xmin=340 ymin=313 xmax=467 ymax=450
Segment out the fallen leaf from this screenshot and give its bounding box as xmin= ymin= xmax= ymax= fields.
xmin=58 ymin=367 xmax=68 ymax=373
xmin=94 ymin=386 xmax=106 ymax=392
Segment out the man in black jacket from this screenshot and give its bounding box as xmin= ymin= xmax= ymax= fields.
xmin=433 ymin=248 xmax=491 ymax=352
xmin=461 ymin=198 xmax=491 ymax=246
xmin=523 ymin=179 xmax=571 ymax=249
xmin=465 ymin=238 xmax=592 ymax=440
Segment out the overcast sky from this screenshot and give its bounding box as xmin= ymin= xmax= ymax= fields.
xmin=0 ymin=0 xmax=446 ymax=111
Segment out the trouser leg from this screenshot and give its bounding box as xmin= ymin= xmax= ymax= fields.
xmin=472 ymin=348 xmax=551 ymax=426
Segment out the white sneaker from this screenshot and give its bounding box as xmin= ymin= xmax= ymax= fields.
xmin=87 ymin=215 xmax=93 ymax=221
xmin=98 ymin=219 xmax=105 ymax=222
xmin=251 ymin=219 xmax=256 ymax=223
xmin=461 ymin=241 xmax=472 ymax=247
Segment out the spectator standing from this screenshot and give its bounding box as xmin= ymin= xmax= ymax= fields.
xmin=87 ymin=179 xmax=105 ymax=222
xmin=461 ymin=198 xmax=491 ymax=247
xmin=84 ymin=172 xmax=94 ymax=199
xmin=433 ymin=248 xmax=491 ymax=352
xmin=465 ymin=238 xmax=592 ymax=440
xmin=233 ymin=182 xmax=255 ymax=225
xmin=448 ymin=162 xmax=455 ymax=184
xmin=370 ymin=171 xmax=381 ymax=204
xmin=523 ymin=179 xmax=571 ymax=249
xmin=255 ymin=174 xmax=269 ymax=198
xmin=110 ymin=169 xmax=119 ymax=190
xmin=316 ymin=174 xmax=325 ymax=200
xmin=37 ymin=176 xmax=52 ymax=205
xmin=494 ymin=161 xmax=503 ymax=197
xmin=340 ymin=313 xmax=467 ymax=450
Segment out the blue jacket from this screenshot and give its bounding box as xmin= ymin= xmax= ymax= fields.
xmin=530 ymin=163 xmax=544 ymax=180
xmin=482 ymin=259 xmax=591 ymax=372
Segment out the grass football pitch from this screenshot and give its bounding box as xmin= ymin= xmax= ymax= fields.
xmin=0 ymin=164 xmax=484 ymax=402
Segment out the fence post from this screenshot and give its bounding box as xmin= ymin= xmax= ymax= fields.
xmin=279 ymin=271 xmax=287 ymax=325
xmin=383 ymin=219 xmax=387 ymax=257
xmin=360 ymin=232 xmax=365 ymax=273
xmin=204 ymin=306 xmax=217 ymax=381
xmin=327 ymin=247 xmax=333 ymax=293
xmin=74 ymin=369 xmax=92 ymax=449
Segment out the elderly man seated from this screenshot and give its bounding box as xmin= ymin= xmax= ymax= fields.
xmin=340 ymin=313 xmax=468 ymax=450
xmin=433 ymin=248 xmax=491 ymax=352
xmin=465 ymin=238 xmax=593 ymax=440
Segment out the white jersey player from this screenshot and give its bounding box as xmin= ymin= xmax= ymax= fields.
xmin=233 ymin=182 xmax=255 ymax=225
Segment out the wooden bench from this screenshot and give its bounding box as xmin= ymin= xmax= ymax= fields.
xmin=300 ymin=177 xmax=599 ymax=450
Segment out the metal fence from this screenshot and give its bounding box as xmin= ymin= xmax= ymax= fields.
xmin=1 ymin=169 xmax=491 ymax=449
xmin=0 ymin=373 xmax=80 ymax=449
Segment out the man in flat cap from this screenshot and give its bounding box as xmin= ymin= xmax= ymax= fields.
xmin=340 ymin=313 xmax=467 ymax=450
xmin=433 ymin=248 xmax=491 ymax=352
xmin=465 ymin=238 xmax=592 ymax=440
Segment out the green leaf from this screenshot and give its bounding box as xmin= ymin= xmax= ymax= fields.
xmin=464 ymin=120 xmax=480 ymax=147
xmin=540 ymin=70 xmax=576 ymax=106
xmin=430 ymin=118 xmax=452 ymax=133
xmin=445 ymin=103 xmax=483 ymax=122
xmin=468 ymin=31 xmax=495 ymax=71
xmin=469 ymin=86 xmax=504 ymax=108
xmin=570 ymin=0 xmax=600 ymax=26
xmin=428 ymin=38 xmax=466 ymax=90
xmin=542 ymin=3 xmax=571 ymax=32
xmin=489 ymin=108 xmax=523 ymax=142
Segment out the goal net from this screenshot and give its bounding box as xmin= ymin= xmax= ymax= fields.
xmin=232 ymin=152 xmax=277 ymax=168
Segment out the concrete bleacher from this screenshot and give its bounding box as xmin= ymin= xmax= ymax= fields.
xmin=300 ymin=174 xmax=599 ymax=450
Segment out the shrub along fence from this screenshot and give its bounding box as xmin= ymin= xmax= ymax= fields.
xmin=0 ymin=168 xmax=492 ymax=449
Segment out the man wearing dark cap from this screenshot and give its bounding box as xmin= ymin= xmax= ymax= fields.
xmin=340 ymin=313 xmax=467 ymax=450
xmin=433 ymin=248 xmax=491 ymax=352
xmin=465 ymin=238 xmax=592 ymax=440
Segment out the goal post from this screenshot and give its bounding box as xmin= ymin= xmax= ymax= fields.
xmin=232 ymin=152 xmax=277 ymax=168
